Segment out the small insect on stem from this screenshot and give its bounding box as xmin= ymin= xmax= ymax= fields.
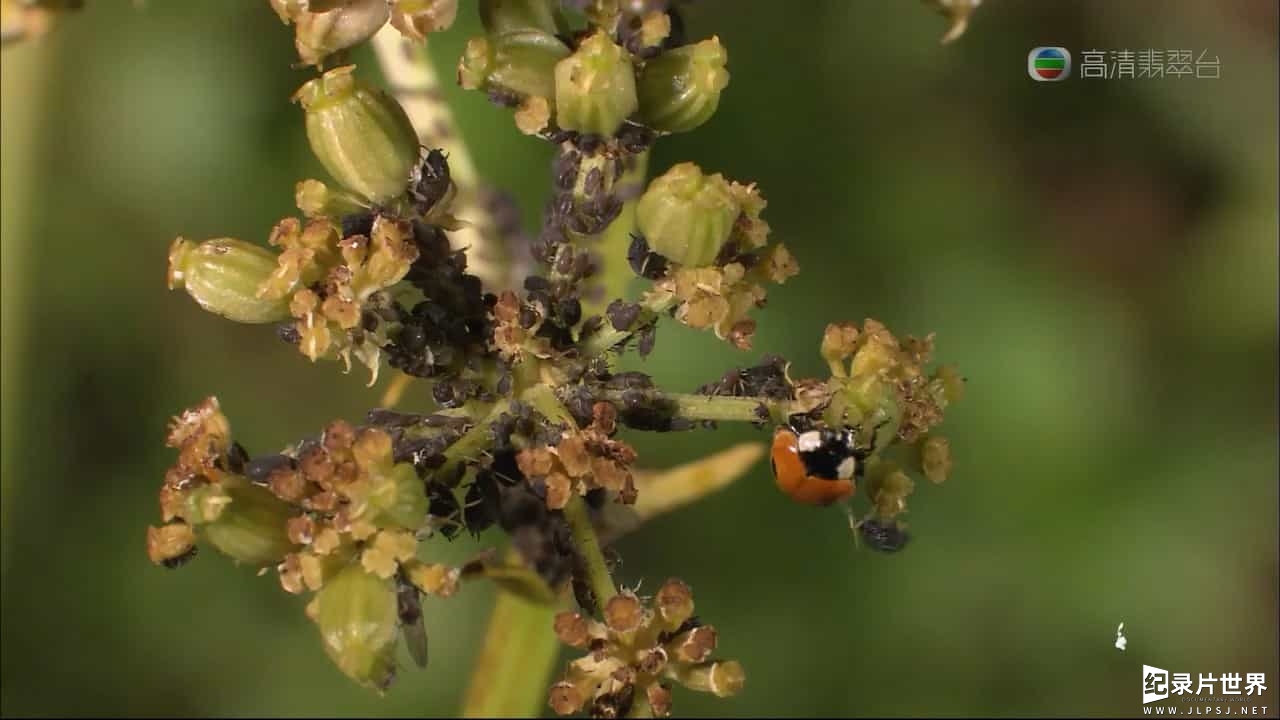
xmin=396 ymin=572 xmax=430 ymax=669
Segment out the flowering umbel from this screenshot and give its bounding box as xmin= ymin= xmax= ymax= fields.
xmin=150 ymin=0 xmax=972 ymax=712
xmin=549 ymin=579 xmax=743 ymax=717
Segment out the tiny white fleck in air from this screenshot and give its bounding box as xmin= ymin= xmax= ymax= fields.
xmin=1114 ymin=622 xmax=1127 ymax=651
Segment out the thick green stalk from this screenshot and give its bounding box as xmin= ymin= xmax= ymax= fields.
xmin=0 ymin=40 xmax=48 ymax=576
xmin=583 ymin=150 xmax=649 ymax=318
xmin=459 ymin=559 xmax=562 ymax=717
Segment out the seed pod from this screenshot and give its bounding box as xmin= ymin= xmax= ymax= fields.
xmin=637 ymin=37 xmax=729 ymax=133
xmin=554 ymin=31 xmax=638 ymax=137
xmin=295 ymin=179 xmax=369 ymax=219
xmin=390 ymin=0 xmax=458 ymax=42
xmin=289 ymin=0 xmax=390 ymax=67
xmin=635 ymin=163 xmax=739 ymax=267
xmin=190 ymin=474 xmax=299 ymax=566
xmin=479 ymin=0 xmax=566 ymax=35
xmin=167 ymin=237 xmax=291 ymax=324
xmin=311 ymin=564 xmax=400 ymax=691
xmin=459 ymin=30 xmax=570 ymax=102
xmin=294 ymin=65 xmax=421 ymax=204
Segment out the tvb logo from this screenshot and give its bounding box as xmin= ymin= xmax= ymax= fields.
xmin=1028 ymin=47 xmax=1071 ymax=81
xmin=1144 ymin=665 xmax=1170 ymax=704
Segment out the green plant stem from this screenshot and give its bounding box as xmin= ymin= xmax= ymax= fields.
xmin=459 ymin=554 xmax=562 ymax=717
xmin=584 ymin=150 xmax=649 ymax=318
xmin=437 ymin=400 xmax=507 ymax=481
xmin=562 ymin=494 xmax=618 ymax=607
xmin=579 ymin=294 xmax=676 ymax=358
xmin=523 ymin=385 xmax=619 ymax=607
xmin=598 ymin=389 xmax=794 ymax=425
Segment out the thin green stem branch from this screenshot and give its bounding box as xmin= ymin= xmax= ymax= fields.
xmin=437 ymin=400 xmax=506 ymax=481
xmin=578 ymin=294 xmax=676 ymax=359
xmin=597 ymin=389 xmax=794 ymax=425
xmin=562 ymin=494 xmax=618 ymax=607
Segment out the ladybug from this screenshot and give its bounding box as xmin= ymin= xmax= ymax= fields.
xmin=770 ymin=424 xmax=867 ymax=506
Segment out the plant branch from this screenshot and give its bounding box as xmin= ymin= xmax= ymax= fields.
xmin=598 ymin=388 xmax=794 ymax=425
xmin=579 ymin=294 xmax=677 ymax=359
xmin=563 ymin=494 xmax=618 ymax=607
xmin=459 ymin=553 xmax=562 ymax=717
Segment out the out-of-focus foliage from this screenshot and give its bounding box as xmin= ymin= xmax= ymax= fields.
xmin=1 ymin=1 xmax=1276 ymax=716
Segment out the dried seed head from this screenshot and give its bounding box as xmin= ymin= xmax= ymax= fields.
xmin=548 ymin=681 xmax=586 ymax=715
xmin=146 ymin=523 xmax=196 ymax=567
xmin=655 ymin=578 xmax=694 ymax=628
xmin=405 ymin=561 xmax=461 ymax=597
xmin=646 ymin=682 xmax=674 ymax=717
xmin=550 ymin=578 xmax=742 ymax=716
xmin=604 ymin=592 xmax=644 ymax=634
xmin=554 ymin=611 xmax=594 ymax=648
xmin=669 ymin=625 xmax=717 ymax=663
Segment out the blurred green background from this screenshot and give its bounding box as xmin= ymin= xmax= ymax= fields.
xmin=2 ymin=1 xmax=1277 ymax=717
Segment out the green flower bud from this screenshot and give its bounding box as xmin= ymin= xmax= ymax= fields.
xmin=636 ymin=162 xmax=739 ymax=267
xmin=192 ymin=475 xmax=299 ymax=566
xmin=294 ymin=65 xmax=421 ymax=204
xmin=167 ymin=237 xmax=291 ymax=324
xmin=311 ymin=564 xmax=399 ymax=691
xmin=459 ymin=30 xmax=570 ymax=101
xmin=289 ymin=0 xmax=390 ymax=67
xmin=479 ymin=0 xmax=566 ymax=35
xmin=637 ymin=37 xmax=729 ymax=134
xmin=554 ymin=31 xmax=638 ymax=136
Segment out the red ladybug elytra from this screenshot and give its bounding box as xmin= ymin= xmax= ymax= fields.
xmin=769 ymin=425 xmax=860 ymax=506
